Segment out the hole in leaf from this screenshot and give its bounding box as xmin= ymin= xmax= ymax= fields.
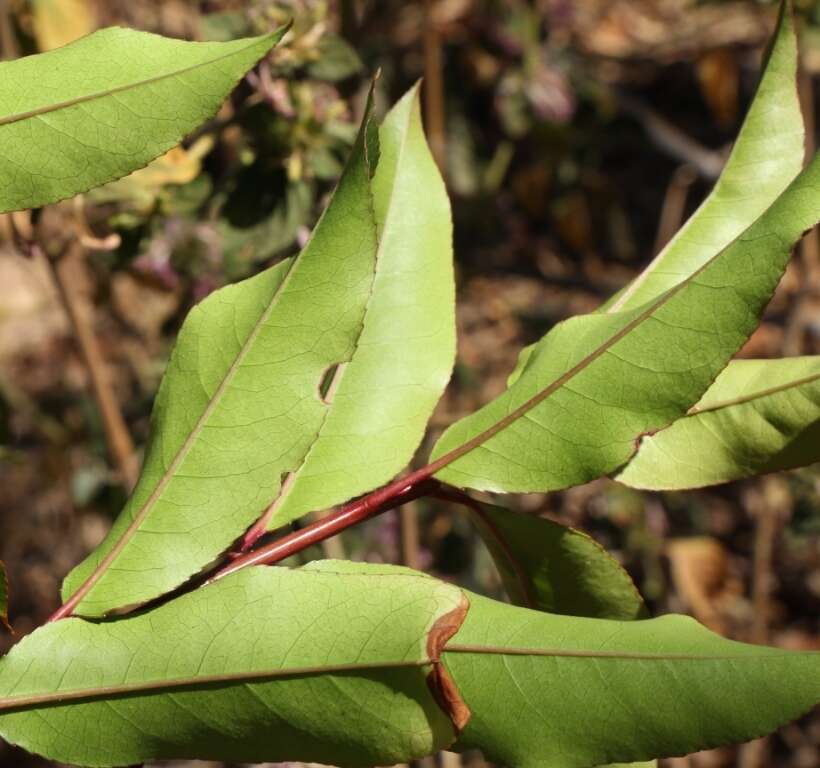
xmin=318 ymin=362 xmax=346 ymax=404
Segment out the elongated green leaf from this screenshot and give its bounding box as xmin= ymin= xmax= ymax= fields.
xmin=467 ymin=501 xmax=646 ymax=619
xmin=430 ymin=153 xmax=820 ymax=493
xmin=62 ymin=84 xmax=454 ymax=618
xmin=445 ymin=592 xmax=820 ymax=768
xmin=267 ymin=83 xmax=455 ymax=529
xmin=5 ymin=563 xmax=817 ymax=767
xmin=465 ymin=503 xmax=652 ymax=768
xmin=602 ymin=0 xmax=802 ymax=313
xmin=0 ymin=26 xmax=285 ymax=212
xmin=0 ymin=564 xmax=465 ymax=766
xmin=60 ymin=98 xmax=380 ymax=617
xmin=616 ymin=356 xmax=820 ymax=489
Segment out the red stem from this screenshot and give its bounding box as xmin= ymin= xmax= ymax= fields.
xmin=206 ymin=474 xmax=442 ymax=584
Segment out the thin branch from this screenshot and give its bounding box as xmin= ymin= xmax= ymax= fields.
xmin=652 ymin=165 xmax=697 ymax=255
xmin=616 ymin=91 xmax=726 ymax=180
xmin=423 ymin=0 xmax=447 ymax=174
xmin=400 ymin=501 xmax=423 ymax=570
xmin=46 ymin=242 xmax=138 ymax=491
xmin=205 ymin=477 xmax=442 ymax=585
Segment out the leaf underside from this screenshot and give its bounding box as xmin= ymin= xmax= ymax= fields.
xmin=617 ymin=356 xmax=820 ymax=489
xmin=430 ymin=3 xmax=814 ymax=494
xmin=60 ymin=93 xmax=380 ymax=616
xmin=62 ymin=85 xmax=454 ymax=617
xmin=0 ymin=26 xmax=285 ymax=212
xmin=467 ymin=501 xmax=646 ymax=620
xmin=447 ymin=591 xmax=820 ymax=768
xmin=1 ymin=563 xmax=817 ymax=768
xmin=432 ymin=152 xmax=820 ymax=493
xmin=603 ymin=0 xmax=802 ymax=314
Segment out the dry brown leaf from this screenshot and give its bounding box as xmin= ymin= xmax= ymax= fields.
xmin=667 ymin=537 xmax=733 ymax=633
xmin=31 ymin=0 xmax=96 ymax=51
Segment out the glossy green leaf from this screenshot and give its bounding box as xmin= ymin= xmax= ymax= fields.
xmin=616 ymin=356 xmax=820 ymax=489
xmin=0 ymin=564 xmax=465 ymax=766
xmin=61 ymin=84 xmax=454 ymax=618
xmin=445 ymin=591 xmax=820 ymax=768
xmin=60 ymin=98 xmax=379 ymax=617
xmin=0 ymin=26 xmax=285 ymax=212
xmin=431 ymin=151 xmax=820 ymax=493
xmin=467 ymin=501 xmax=646 ymax=619
xmin=602 ymin=0 xmax=802 ymax=313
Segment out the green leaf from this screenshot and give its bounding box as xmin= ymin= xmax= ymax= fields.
xmin=615 ymin=356 xmax=820 ymax=490
xmin=430 ymin=151 xmax=820 ymax=493
xmin=0 ymin=564 xmax=466 ymax=766
xmin=6 ymin=564 xmax=817 ymax=767
xmin=430 ymin=3 xmax=814 ymax=494
xmin=0 ymin=26 xmax=286 ymax=213
xmin=463 ymin=502 xmax=652 ymax=767
xmin=465 ymin=500 xmax=646 ymax=619
xmin=601 ymin=0 xmax=802 ymax=313
xmin=445 ymin=591 xmax=820 ymax=768
xmin=59 ymin=96 xmax=379 ymax=617
xmin=61 ymin=84 xmax=454 ymax=617
xmin=267 ymin=83 xmax=454 ymax=530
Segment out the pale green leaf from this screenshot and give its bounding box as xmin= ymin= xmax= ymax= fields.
xmin=467 ymin=501 xmax=646 ymax=619
xmin=431 ymin=4 xmax=814 ymax=494
xmin=446 ymin=591 xmax=820 ymax=768
xmin=268 ymin=83 xmax=455 ymax=529
xmin=601 ymin=0 xmax=802 ymax=313
xmin=506 ymin=0 xmax=803 ymax=395
xmin=0 ymin=26 xmax=286 ymax=212
xmin=6 ymin=564 xmax=818 ymax=767
xmin=0 ymin=565 xmax=465 ymax=766
xmin=616 ymin=356 xmax=820 ymax=489
xmin=466 ymin=502 xmax=652 ymax=768
xmin=430 ymin=151 xmax=820 ymax=493
xmin=60 ymin=98 xmax=380 ymax=616
xmin=61 ymin=84 xmax=454 ymax=617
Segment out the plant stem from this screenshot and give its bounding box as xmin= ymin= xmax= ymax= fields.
xmin=400 ymin=501 xmax=422 ymax=570
xmin=47 ymin=242 xmax=138 ymax=491
xmin=423 ymin=0 xmax=446 ymax=174
xmin=207 ymin=476 xmax=443 ymax=584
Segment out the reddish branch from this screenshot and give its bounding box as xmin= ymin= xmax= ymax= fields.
xmin=207 ymin=474 xmax=442 ymax=584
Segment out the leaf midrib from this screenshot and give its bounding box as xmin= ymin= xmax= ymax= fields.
xmin=444 ymin=644 xmax=819 ymax=661
xmin=430 ymin=168 xmax=813 ymax=481
xmin=0 ymin=659 xmax=429 ymax=713
xmin=686 ymin=370 xmax=820 ymax=416
xmin=4 ymin=643 xmax=812 ymax=713
xmin=0 ymin=32 xmax=271 ymax=129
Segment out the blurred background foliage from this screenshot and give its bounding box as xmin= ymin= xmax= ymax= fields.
xmin=0 ymin=1 xmax=819 ymax=767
